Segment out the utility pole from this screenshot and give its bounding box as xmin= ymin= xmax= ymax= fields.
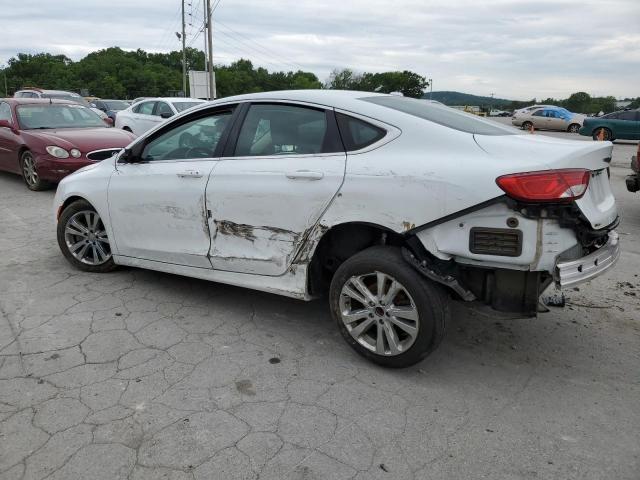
xmin=202 ymin=4 xmax=209 ymax=99
xmin=204 ymin=0 xmax=215 ymax=99
xmin=181 ymin=0 xmax=187 ymax=97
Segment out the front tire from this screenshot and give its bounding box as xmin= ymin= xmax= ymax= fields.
xmin=329 ymin=246 xmax=449 ymax=368
xmin=20 ymin=151 xmax=52 ymax=191
xmin=57 ymin=200 xmax=117 ymax=273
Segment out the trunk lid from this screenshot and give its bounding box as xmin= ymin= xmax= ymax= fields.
xmin=474 ymin=133 xmax=617 ymax=229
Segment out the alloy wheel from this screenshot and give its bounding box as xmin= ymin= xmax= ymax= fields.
xmin=339 ymin=271 xmax=419 ymax=356
xmin=64 ymin=210 xmax=111 ymax=265
xmin=21 ymin=153 xmax=38 ymax=187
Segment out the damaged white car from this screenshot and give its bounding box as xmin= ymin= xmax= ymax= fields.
xmin=54 ymin=90 xmax=620 ymax=367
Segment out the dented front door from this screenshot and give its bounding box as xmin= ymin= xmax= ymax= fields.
xmin=206 ymin=102 xmax=346 ymax=276
xmin=109 ymin=159 xmax=216 ymax=268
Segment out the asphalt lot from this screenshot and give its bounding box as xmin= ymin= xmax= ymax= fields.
xmin=0 ymin=126 xmax=638 ymax=479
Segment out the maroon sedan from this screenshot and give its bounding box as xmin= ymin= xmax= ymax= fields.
xmin=0 ymin=98 xmax=136 ymax=190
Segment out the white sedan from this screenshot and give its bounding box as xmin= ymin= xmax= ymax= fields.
xmin=114 ymin=97 xmax=206 ymax=136
xmin=54 ymin=90 xmax=619 ymax=367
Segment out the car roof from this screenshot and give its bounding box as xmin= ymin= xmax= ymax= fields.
xmin=139 ymin=97 xmax=207 ymax=102
xmin=17 ymin=88 xmax=81 ymax=96
xmin=1 ymin=98 xmax=78 ymax=105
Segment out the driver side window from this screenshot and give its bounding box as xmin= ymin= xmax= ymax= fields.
xmin=140 ymin=109 xmax=234 ymax=161
xmin=0 ymin=103 xmax=12 ymax=123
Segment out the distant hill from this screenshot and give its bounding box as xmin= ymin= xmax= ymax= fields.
xmin=422 ymin=91 xmax=516 ymax=107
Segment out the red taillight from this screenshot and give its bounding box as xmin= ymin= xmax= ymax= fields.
xmin=496 ymin=169 xmax=590 ymax=202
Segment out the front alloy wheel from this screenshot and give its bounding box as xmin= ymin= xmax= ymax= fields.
xmin=20 ymin=151 xmax=50 ymax=191
xmin=330 ymin=246 xmax=448 ymax=367
xmin=57 ymin=200 xmax=116 ymax=273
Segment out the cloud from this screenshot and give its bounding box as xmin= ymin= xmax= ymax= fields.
xmin=1 ymin=0 xmax=638 ymax=99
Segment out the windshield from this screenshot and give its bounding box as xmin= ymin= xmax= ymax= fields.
xmin=362 ymin=96 xmax=518 ymax=135
xmin=17 ymin=104 xmax=106 ymax=129
xmin=172 ymin=101 xmax=204 ymax=113
xmin=103 ymin=100 xmax=129 ymax=110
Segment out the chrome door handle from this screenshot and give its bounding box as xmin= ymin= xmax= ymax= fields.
xmin=285 ymin=170 xmax=324 ymax=180
xmin=177 ymin=170 xmax=203 ymax=178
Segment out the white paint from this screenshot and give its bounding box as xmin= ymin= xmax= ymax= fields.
xmin=53 ymin=90 xmax=619 ymax=300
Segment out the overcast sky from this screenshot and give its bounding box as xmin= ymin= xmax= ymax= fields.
xmin=1 ymin=0 xmax=638 ymax=99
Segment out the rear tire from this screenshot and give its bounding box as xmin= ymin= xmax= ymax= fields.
xmin=20 ymin=151 xmax=52 ymax=191
xmin=521 ymin=121 xmax=533 ymax=131
xmin=329 ymin=246 xmax=449 ymax=368
xmin=568 ymin=123 xmax=580 ymax=133
xmin=57 ymin=200 xmax=117 ymax=273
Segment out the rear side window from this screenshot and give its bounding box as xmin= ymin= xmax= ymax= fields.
xmin=618 ymin=111 xmax=639 ymax=121
xmin=362 ymin=96 xmax=517 ymax=136
xmin=234 ymin=103 xmax=337 ymax=156
xmin=0 ymin=102 xmax=12 ymax=122
xmin=336 ymin=113 xmax=386 ymax=151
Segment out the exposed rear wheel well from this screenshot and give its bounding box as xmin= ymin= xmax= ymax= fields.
xmin=307 ymin=223 xmax=407 ymax=296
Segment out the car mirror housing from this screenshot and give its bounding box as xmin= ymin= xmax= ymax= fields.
xmin=160 ymin=112 xmax=173 ymax=119
xmin=0 ymin=119 xmax=17 ymax=133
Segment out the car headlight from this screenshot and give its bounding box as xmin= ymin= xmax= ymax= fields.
xmin=46 ymin=146 xmax=70 ymax=158
xmin=70 ymin=148 xmax=81 ymax=158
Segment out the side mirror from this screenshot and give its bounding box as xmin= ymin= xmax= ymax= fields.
xmin=119 ymin=144 xmax=144 ymax=164
xmin=160 ymin=112 xmax=173 ymax=119
xmin=0 ymin=119 xmax=17 ymax=133
xmin=103 ymin=117 xmax=114 ymax=127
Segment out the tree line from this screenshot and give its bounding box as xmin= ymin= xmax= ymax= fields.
xmin=0 ymin=47 xmax=429 ymax=100
xmin=1 ymin=47 xmax=635 ymax=113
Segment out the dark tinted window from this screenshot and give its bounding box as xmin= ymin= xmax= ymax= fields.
xmin=362 ymin=96 xmax=517 ymax=136
xmin=532 ymin=109 xmax=545 ymax=117
xmin=155 ymin=102 xmax=173 ymax=117
xmin=336 ymin=113 xmax=386 ymax=151
xmin=235 ymin=104 xmax=334 ymax=156
xmin=103 ymin=100 xmax=129 ymax=110
xmin=618 ymin=111 xmax=639 ymax=121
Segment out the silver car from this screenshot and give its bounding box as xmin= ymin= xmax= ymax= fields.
xmin=512 ymin=107 xmax=585 ymax=133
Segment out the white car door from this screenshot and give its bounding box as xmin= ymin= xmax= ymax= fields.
xmin=206 ymin=102 xmax=346 ymax=276
xmin=108 ymin=106 xmax=236 ymax=267
xmin=131 ymin=100 xmax=158 ymax=135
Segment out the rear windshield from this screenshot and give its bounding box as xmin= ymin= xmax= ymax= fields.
xmin=103 ymin=100 xmax=129 ymax=110
xmin=362 ymin=96 xmax=518 ymax=136
xmin=172 ymin=101 xmax=205 ymax=112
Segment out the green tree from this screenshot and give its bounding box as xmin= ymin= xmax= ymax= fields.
xmin=565 ymin=92 xmax=592 ymax=113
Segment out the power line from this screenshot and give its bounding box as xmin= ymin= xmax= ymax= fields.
xmin=215 ymin=21 xmax=307 ymax=72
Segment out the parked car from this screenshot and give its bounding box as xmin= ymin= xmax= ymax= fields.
xmin=54 ymin=90 xmax=619 ymax=367
xmin=512 ymin=106 xmax=584 ymax=133
xmin=14 ymin=88 xmax=113 ymax=125
xmin=489 ymin=109 xmax=511 ymax=117
xmin=0 ymin=98 xmax=135 ymax=190
xmin=626 ymin=143 xmax=640 ymax=193
xmin=115 ymin=97 xmax=207 ymax=136
xmin=90 ymin=99 xmax=130 ymax=124
xmin=579 ymin=109 xmax=640 ymax=141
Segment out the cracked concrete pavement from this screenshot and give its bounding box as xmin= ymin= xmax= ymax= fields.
xmin=0 ymin=134 xmax=639 ymax=479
